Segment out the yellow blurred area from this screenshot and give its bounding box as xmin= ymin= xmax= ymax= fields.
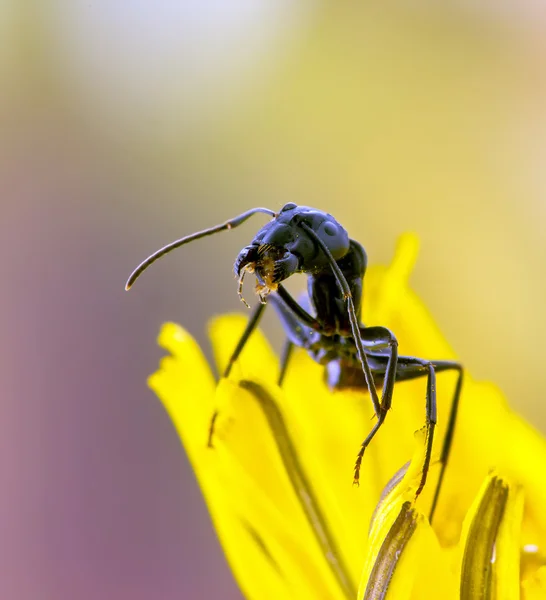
xmin=1 ymin=2 xmax=545 ymax=599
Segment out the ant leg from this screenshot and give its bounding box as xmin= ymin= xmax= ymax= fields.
xmin=370 ymin=357 xmax=463 ymax=521
xmin=227 ymin=291 xmax=317 ymax=385
xmin=353 ymin=410 xmax=388 ymax=486
xmin=267 ymin=292 xmax=322 ymax=387
xmin=427 ymin=360 xmax=464 ymax=523
xmin=353 ymin=326 xmax=399 ymax=484
xmin=274 ymin=291 xmax=315 ymax=386
xmin=278 ymin=340 xmax=294 ymax=386
xmin=267 ymin=292 xmax=318 ymax=347
xmin=399 ymin=357 xmax=437 ymax=499
xmin=276 ymin=285 xmax=325 ymax=331
xmin=207 ymin=411 xmax=219 ymax=448
xmin=223 ymin=302 xmax=267 ymax=378
xmin=298 ymin=222 xmax=383 ymax=418
xmin=209 ymin=301 xmax=267 ymax=448
xmin=378 ymin=356 xmax=438 ymax=501
xmin=358 ymin=326 xmax=400 ymax=410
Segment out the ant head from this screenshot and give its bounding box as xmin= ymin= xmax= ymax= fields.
xmin=234 ymin=203 xmax=350 ymax=300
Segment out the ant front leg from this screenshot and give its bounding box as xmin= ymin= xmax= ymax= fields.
xmin=353 ymin=326 xmax=399 ymax=485
xmin=225 ymin=286 xmax=323 ymax=385
xmin=267 ymin=291 xmax=321 ymax=387
xmin=208 ymin=302 xmax=267 ymax=449
xmin=273 ymin=289 xmax=318 ymax=386
xmin=223 ymin=302 xmax=267 ymax=378
xmin=278 ymin=340 xmax=295 ymax=387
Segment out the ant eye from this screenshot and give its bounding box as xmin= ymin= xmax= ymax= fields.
xmin=280 ymin=203 xmax=297 ymax=212
xmin=322 ymin=222 xmax=338 ymax=237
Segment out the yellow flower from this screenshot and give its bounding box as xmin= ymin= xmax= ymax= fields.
xmin=149 ymin=235 xmax=546 ymax=599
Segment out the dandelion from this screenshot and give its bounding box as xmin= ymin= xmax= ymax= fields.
xmin=149 ymin=235 xmax=546 ymax=599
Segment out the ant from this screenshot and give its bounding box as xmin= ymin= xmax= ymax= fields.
xmin=126 ymin=203 xmax=463 ymax=522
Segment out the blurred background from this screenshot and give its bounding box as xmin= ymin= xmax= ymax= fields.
xmin=1 ymin=1 xmax=545 ymax=598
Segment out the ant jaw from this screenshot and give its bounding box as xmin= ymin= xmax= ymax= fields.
xmin=255 ymin=273 xmax=276 ymax=303
xmin=234 ymin=244 xmax=302 ymax=308
xmin=236 ymin=260 xmax=276 ymax=308
xmin=235 ymin=259 xmax=279 ymax=308
xmin=234 ymin=243 xmax=265 ymax=279
xmin=235 ymin=244 xmax=289 ymax=305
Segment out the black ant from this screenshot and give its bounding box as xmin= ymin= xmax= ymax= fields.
xmin=126 ymin=203 xmax=463 ymax=521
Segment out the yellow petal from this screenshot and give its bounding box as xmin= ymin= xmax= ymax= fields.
xmin=432 ymin=379 xmax=546 ymax=548
xmin=213 ymin=378 xmax=356 ymax=599
xmin=360 ymin=500 xmax=455 ymax=600
xmin=148 ymin=322 xmax=216 ymax=466
xmin=359 ymin=429 xmax=456 ymax=600
xmin=210 ymin=314 xmax=392 ymax=583
xmin=147 ymin=232 xmax=546 ymax=600
xmin=522 ymin=566 xmax=546 ymax=600
xmin=364 ymin=237 xmax=546 ymax=553
xmin=457 ymin=474 xmax=524 ymax=599
xmin=362 ymin=501 xmax=420 ymax=599
xmin=364 ymin=233 xmax=455 ymax=360
xmin=151 ymin=324 xmax=357 ymax=599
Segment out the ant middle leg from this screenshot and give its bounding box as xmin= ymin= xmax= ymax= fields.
xmin=353 ymin=326 xmax=399 ymax=485
xmin=353 ymin=352 xmax=438 ymax=500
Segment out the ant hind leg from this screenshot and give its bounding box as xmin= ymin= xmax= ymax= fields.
xmin=427 ymin=360 xmax=464 ymax=522
xmin=386 ymin=356 xmax=463 ymax=523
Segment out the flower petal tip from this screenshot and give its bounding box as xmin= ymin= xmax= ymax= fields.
xmin=157 ymin=321 xmax=193 ymax=352
xmin=392 ymin=233 xmax=420 ymax=281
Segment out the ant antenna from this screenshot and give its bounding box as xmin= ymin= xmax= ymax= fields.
xmin=125 ymin=207 xmax=275 ymax=290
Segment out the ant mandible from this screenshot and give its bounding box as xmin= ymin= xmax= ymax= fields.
xmin=126 ymin=203 xmax=463 ymax=522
